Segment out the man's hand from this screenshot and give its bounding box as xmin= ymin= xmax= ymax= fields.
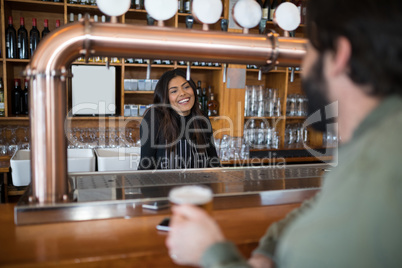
xmin=166 ymin=204 xmax=225 ymax=266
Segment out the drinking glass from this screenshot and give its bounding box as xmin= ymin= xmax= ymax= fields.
xmin=168 ymin=185 xmax=213 ymax=215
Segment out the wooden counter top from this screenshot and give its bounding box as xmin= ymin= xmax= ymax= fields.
xmin=0 ymin=198 xmax=304 ymax=268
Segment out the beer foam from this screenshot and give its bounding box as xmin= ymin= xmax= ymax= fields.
xmin=169 ymin=185 xmax=212 ymax=205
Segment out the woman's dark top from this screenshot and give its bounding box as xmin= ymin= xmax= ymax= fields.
xmin=138 ymin=107 xmax=221 ymax=170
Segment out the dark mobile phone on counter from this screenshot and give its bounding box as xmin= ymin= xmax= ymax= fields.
xmin=156 ymin=217 xmax=170 ymax=232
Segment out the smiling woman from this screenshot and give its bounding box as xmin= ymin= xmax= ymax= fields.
xmin=168 ymin=76 xmax=195 ymax=116
xmin=138 ymin=69 xmax=221 ymax=170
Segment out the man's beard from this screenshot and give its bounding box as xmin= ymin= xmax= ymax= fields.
xmin=301 ymin=55 xmax=333 ymax=132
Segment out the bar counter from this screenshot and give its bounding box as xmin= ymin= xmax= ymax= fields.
xmin=0 ymin=195 xmax=313 ymax=268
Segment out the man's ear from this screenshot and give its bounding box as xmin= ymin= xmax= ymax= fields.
xmin=330 ymin=37 xmax=352 ymax=76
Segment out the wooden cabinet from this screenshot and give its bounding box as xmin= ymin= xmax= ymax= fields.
xmin=0 ymin=0 xmax=324 ymax=164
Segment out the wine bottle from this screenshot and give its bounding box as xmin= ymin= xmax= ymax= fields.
xmin=269 ymin=0 xmax=278 ymax=21
xmin=196 ymin=81 xmax=202 ymax=110
xmin=12 ymin=79 xmax=22 ymax=115
xmin=5 ymin=16 xmax=17 ymax=59
xmin=42 ymin=19 xmax=51 ymax=39
xmin=178 ymin=0 xmax=185 ymax=13
xmin=134 ymin=0 xmax=144 ymax=9
xmin=17 ymin=17 xmax=29 ymax=59
xmin=207 ymin=93 xmax=219 ymax=117
xmin=23 ymin=79 xmax=29 ymax=115
xmin=257 ymin=0 xmax=263 ymax=7
xmin=56 ymin=19 xmax=61 ymax=28
xmin=202 ymin=87 xmax=208 ymax=114
xmin=184 ymin=0 xmax=191 ymax=14
xmin=0 ymin=78 xmax=5 ymax=117
xmin=134 ymin=0 xmax=140 ymax=9
xmin=30 ymin=18 xmax=41 ymax=58
xmin=262 ymin=0 xmax=270 ymax=20
xmin=301 ymin=0 xmax=307 ymax=24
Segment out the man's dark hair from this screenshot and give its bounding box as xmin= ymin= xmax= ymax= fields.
xmin=306 ymin=0 xmax=402 ymax=97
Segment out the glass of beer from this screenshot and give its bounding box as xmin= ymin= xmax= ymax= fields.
xmin=168 ymin=185 xmax=213 ymax=214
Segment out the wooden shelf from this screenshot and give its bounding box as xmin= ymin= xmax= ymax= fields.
xmin=4 ymin=0 xmax=64 ymax=13
xmin=7 ymin=185 xmax=27 ymax=196
xmin=5 ymin=0 xmax=64 ymax=6
xmin=246 ymin=68 xmax=287 ymax=73
xmin=176 ymin=65 xmax=222 ymax=70
xmin=127 ymin=8 xmax=148 ymax=14
xmin=124 ymin=91 xmax=154 ymax=94
xmin=72 ymin=61 xmax=122 ymax=66
xmin=286 ymin=116 xmax=307 ymax=120
xmin=66 ymin=3 xmax=99 ymax=9
xmin=0 ymin=116 xmax=30 ymax=121
xmin=124 ymin=63 xmax=174 ymax=68
xmin=244 ymin=116 xmax=285 ymax=120
xmin=4 ymin=59 xmax=30 ymax=63
xmin=67 ymin=116 xmax=123 ymax=120
xmin=176 ymin=13 xmax=224 ymax=20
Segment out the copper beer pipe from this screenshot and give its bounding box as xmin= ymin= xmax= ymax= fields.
xmin=26 ymin=17 xmax=306 ymax=204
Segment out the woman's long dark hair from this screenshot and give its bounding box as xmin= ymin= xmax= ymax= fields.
xmin=152 ymin=69 xmax=208 ymax=150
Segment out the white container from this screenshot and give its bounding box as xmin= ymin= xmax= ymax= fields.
xmin=131 ymin=79 xmax=138 ymax=91
xmin=151 ymin=79 xmax=158 ymax=90
xmin=10 ymin=149 xmax=95 ymax=186
xmin=138 ymin=79 xmax=145 ymax=91
xmin=95 ymin=147 xmax=141 ymax=172
xmin=124 ymin=79 xmax=132 ymax=91
xmin=10 ymin=150 xmax=31 ymax=187
xmin=145 ymin=79 xmax=152 ymax=91
xmin=67 ymin=149 xmax=96 ymax=173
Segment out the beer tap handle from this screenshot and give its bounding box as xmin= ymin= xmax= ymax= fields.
xmin=110 ymin=16 xmax=118 ymax=23
xmin=223 ymin=64 xmax=227 ymax=83
xmin=273 ymin=2 xmax=301 ymax=82
xmin=145 ymin=0 xmax=177 ymax=27
xmin=273 ymin=3 xmax=301 ymax=36
xmin=146 ymin=60 xmax=151 ymax=80
xmin=186 ymin=62 xmax=191 ymax=81
xmin=97 ymin=0 xmax=131 ymax=17
xmin=192 ymin=0 xmax=222 ymax=31
xmin=232 ymin=0 xmax=262 ymax=70
xmin=290 ymin=67 xmax=295 ymax=83
xmin=233 ymin=0 xmax=262 ymax=35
